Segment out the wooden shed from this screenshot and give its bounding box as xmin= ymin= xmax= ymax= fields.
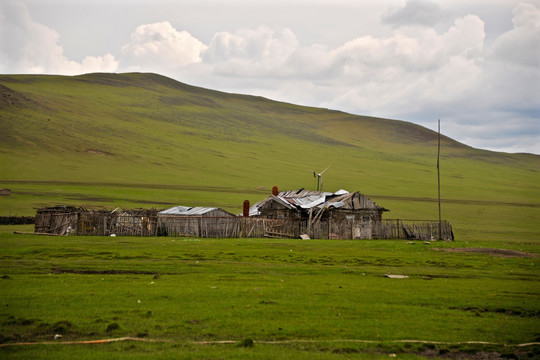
xmin=34 ymin=205 xmax=80 ymax=235
xmin=157 ymin=206 xmax=235 ymax=237
xmin=249 ymin=189 xmax=388 ymax=239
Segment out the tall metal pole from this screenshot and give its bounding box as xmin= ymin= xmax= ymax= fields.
xmin=437 ymin=119 xmax=442 ymax=240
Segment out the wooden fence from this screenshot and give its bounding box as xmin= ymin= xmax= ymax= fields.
xmin=250 ymin=218 xmax=453 ymax=240
xmin=35 ymin=210 xmax=453 ymax=240
xmin=158 ymin=216 xmax=267 ymax=238
xmin=373 ymin=219 xmax=454 ymax=241
xmin=78 ymin=212 xmax=158 ymax=237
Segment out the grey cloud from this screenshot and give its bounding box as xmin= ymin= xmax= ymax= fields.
xmin=491 ymin=2 xmax=540 ymax=68
xmin=382 ymin=0 xmax=448 ymax=27
xmin=203 ymin=26 xmax=299 ymax=74
xmin=0 ymin=0 xmax=117 ymax=74
xmin=0 ymin=1 xmax=55 ymax=72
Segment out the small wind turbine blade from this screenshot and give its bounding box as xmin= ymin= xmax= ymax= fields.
xmin=320 ymin=165 xmax=331 ymax=175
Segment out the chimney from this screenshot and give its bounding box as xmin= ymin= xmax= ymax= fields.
xmin=243 ymin=200 xmax=250 ymax=217
xmin=272 ymin=186 xmax=279 ymax=196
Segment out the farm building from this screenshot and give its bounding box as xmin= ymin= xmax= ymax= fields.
xmin=157 ymin=206 xmax=236 ymax=237
xmin=249 ymin=189 xmax=388 ymax=239
xmin=31 ymin=194 xmax=453 ymax=240
xmin=158 ymin=206 xmax=234 ymax=217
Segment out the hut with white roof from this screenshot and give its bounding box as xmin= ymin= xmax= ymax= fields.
xmin=157 ymin=206 xmax=236 ymax=237
xmin=249 ymin=189 xmax=388 ymax=239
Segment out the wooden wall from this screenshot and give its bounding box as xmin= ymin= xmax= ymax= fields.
xmin=33 ymin=209 xmax=454 ymax=240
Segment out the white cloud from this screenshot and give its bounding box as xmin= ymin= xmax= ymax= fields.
xmin=79 ymin=54 xmax=118 ymax=73
xmin=203 ymin=25 xmax=299 ymax=77
xmin=491 ymin=2 xmax=540 ymax=68
xmin=0 ymin=0 xmax=117 ymax=74
xmin=295 ymin=14 xmax=486 ymax=116
xmin=121 ymin=21 xmax=207 ymax=71
xmin=383 ymin=0 xmax=447 ymax=27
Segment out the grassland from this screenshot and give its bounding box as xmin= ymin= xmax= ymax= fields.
xmin=0 ymin=73 xmax=539 ymax=358
xmin=0 ymin=226 xmax=538 ymax=359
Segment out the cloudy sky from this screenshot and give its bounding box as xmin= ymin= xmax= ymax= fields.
xmin=1 ymin=0 xmax=539 ymax=154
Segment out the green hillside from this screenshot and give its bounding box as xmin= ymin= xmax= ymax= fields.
xmin=0 ymin=73 xmax=538 ymax=241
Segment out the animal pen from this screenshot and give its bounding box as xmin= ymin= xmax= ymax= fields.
xmin=34 ymin=206 xmax=158 ymax=236
xmin=34 ymin=206 xmax=453 ymax=240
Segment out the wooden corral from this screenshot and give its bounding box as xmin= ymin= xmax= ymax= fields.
xmin=34 ymin=205 xmax=80 ymax=235
xmin=158 ymin=216 xmax=270 ymax=238
xmin=79 ymin=208 xmax=158 ymax=236
xmin=32 ymin=199 xmax=454 ymax=240
xmin=35 ymin=206 xmax=159 ymax=236
xmin=253 ymin=218 xmax=453 ymax=240
xmin=373 ymin=219 xmax=454 ymax=241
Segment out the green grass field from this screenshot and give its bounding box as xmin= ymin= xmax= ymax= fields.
xmin=0 ymin=226 xmax=538 ymax=359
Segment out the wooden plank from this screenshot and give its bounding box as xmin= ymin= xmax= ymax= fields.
xmin=13 ymin=231 xmax=63 ymax=236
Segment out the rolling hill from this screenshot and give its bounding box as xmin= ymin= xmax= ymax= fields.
xmin=0 ymin=72 xmax=538 ymax=242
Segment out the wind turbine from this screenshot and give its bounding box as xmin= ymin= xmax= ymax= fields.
xmin=312 ymin=165 xmax=330 ymax=192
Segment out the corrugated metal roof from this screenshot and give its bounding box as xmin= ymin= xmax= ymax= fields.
xmin=278 ymin=189 xmax=332 ymax=198
xmin=186 ymin=207 xmax=220 ymax=216
xmin=158 ymin=206 xmax=191 ymax=215
xmin=159 ymin=206 xmax=219 ymax=216
xmin=292 ymin=195 xmax=326 ymax=209
xmin=322 ymin=201 xmax=345 ymax=209
xmin=249 ymin=189 xmax=387 ymax=215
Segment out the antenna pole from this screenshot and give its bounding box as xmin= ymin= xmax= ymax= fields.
xmin=437 ymin=119 xmax=442 ymax=240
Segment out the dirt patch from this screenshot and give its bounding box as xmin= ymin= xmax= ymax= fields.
xmin=438 ymin=247 xmax=536 ymax=258
xmin=86 ymin=149 xmax=113 ymax=156
xmin=449 ymin=306 xmax=539 ymax=318
xmin=0 ymin=84 xmax=36 ymax=108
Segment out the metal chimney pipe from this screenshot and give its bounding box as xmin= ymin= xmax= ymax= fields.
xmin=243 ymin=200 xmax=250 ymax=217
